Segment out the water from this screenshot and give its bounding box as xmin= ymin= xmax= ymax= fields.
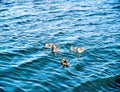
xmin=0 ymin=0 xmax=120 ymax=92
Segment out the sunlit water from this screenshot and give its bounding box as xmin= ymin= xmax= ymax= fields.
xmin=0 ymin=0 xmax=120 ymax=92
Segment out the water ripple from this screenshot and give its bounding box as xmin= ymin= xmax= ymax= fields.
xmin=0 ymin=0 xmax=120 ymax=91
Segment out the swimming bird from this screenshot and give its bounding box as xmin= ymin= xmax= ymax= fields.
xmin=61 ymin=57 xmax=69 ymax=67
xmin=70 ymin=46 xmax=77 ymax=53
xmin=45 ymin=43 xmax=53 ymax=51
xmin=77 ymin=47 xmax=85 ymax=54
xmin=77 ymin=47 xmax=85 ymax=60
xmin=52 ymin=44 xmax=58 ymax=56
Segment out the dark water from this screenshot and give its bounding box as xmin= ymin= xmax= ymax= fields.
xmin=0 ymin=0 xmax=120 ymax=92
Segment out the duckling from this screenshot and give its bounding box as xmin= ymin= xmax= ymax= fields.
xmin=77 ymin=47 xmax=85 ymax=54
xmin=61 ymin=57 xmax=69 ymax=67
xmin=45 ymin=43 xmax=53 ymax=52
xmin=52 ymin=44 xmax=58 ymax=56
xmin=77 ymin=47 xmax=85 ymax=60
xmin=70 ymin=46 xmax=77 ymax=53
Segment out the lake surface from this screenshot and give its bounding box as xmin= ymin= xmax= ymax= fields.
xmin=0 ymin=0 xmax=120 ymax=92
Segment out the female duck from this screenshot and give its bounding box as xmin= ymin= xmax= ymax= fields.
xmin=61 ymin=57 xmax=69 ymax=67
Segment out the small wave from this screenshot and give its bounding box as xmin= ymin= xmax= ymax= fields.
xmin=0 ymin=88 xmax=4 ymax=92
xmin=6 ymin=14 xmax=35 ymax=22
xmin=13 ymin=47 xmax=41 ymax=55
xmin=14 ymin=87 xmax=26 ymax=92
xmin=0 ymin=8 xmax=8 ymax=12
xmin=73 ymin=75 xmax=120 ymax=92
xmin=42 ymin=80 xmax=59 ymax=92
xmin=0 ymin=51 xmax=23 ymax=61
xmin=13 ymin=53 xmax=47 ymax=67
xmin=113 ymin=5 xmax=120 ymax=9
xmin=0 ymin=1 xmax=14 ymax=5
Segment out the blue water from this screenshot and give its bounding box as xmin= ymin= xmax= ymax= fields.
xmin=0 ymin=0 xmax=120 ymax=92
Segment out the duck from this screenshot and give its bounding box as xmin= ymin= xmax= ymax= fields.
xmin=52 ymin=44 xmax=58 ymax=56
xmin=77 ymin=47 xmax=85 ymax=60
xmin=61 ymin=57 xmax=69 ymax=67
xmin=45 ymin=43 xmax=53 ymax=49
xmin=70 ymin=46 xmax=77 ymax=53
xmin=77 ymin=47 xmax=85 ymax=54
